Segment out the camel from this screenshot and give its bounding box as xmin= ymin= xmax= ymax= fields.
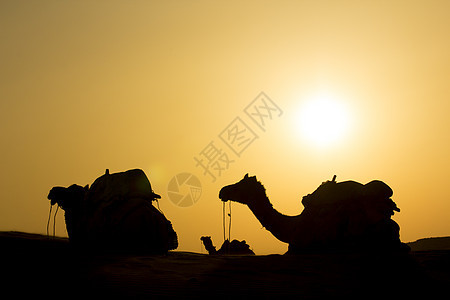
xmin=219 ymin=174 xmax=409 ymax=254
xmin=200 ymin=236 xmax=255 ymax=255
xmin=48 ymin=169 xmax=178 ymax=254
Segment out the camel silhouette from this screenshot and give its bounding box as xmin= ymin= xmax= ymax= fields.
xmin=219 ymin=174 xmax=409 ymax=254
xmin=48 ymin=169 xmax=177 ymax=253
xmin=200 ymin=236 xmax=255 ymax=255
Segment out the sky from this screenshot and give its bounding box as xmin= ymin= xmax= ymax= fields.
xmin=1 ymin=0 xmax=449 ymax=254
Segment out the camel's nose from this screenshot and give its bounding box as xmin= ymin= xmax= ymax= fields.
xmin=218 ymin=186 xmax=229 ymax=202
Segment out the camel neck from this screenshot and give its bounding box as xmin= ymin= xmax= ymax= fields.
xmin=247 ymin=195 xmax=299 ymax=244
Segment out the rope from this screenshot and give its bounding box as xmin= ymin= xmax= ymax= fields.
xmin=155 ymin=199 xmax=164 ymax=214
xmin=223 ymin=202 xmax=226 ymax=242
xmin=228 ymin=201 xmax=232 ymax=242
xmin=47 ymin=204 xmax=53 ymax=237
xmin=222 ymin=201 xmax=233 ymax=254
xmin=53 ymin=204 xmax=59 ymax=237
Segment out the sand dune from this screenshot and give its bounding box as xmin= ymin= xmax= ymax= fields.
xmin=1 ymin=231 xmax=449 ymax=299
xmin=407 ymin=236 xmax=450 ymax=251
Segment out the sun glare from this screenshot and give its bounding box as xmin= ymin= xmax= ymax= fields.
xmin=297 ymin=93 xmax=351 ymax=147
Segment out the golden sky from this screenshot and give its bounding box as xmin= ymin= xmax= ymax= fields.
xmin=1 ymin=0 xmax=449 ymax=254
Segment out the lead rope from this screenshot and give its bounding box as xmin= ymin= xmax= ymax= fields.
xmin=47 ymin=204 xmax=59 ymax=238
xmin=222 ymin=201 xmax=232 ymax=254
xmin=228 ymin=201 xmax=232 ymax=242
xmin=223 ymin=202 xmax=226 ymax=242
xmin=47 ymin=204 xmax=53 ymax=238
xmin=53 ymin=204 xmax=59 ymax=237
xmin=155 ymin=199 xmax=164 ymax=214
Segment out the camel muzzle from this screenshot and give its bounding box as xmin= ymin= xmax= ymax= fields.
xmin=218 ymin=186 xmax=230 ymax=202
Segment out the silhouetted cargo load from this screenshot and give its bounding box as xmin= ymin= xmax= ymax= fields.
xmin=48 ymin=169 xmax=177 ymax=253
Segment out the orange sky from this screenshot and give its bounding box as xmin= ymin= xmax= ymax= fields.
xmin=1 ymin=0 xmax=449 ymax=254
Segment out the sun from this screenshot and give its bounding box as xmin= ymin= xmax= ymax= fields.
xmin=297 ymin=93 xmax=351 ymax=147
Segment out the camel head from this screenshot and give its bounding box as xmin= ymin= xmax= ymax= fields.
xmin=200 ymin=236 xmax=213 ymax=245
xmin=47 ymin=184 xmax=88 ymax=210
xmin=200 ymin=236 xmax=215 ymax=247
xmin=219 ymin=174 xmax=266 ymax=205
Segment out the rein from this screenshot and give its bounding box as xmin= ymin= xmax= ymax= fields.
xmin=47 ymin=203 xmax=59 ymax=238
xmin=222 ymin=201 xmax=232 ymax=253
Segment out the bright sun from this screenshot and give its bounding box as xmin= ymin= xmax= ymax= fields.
xmin=297 ymin=93 xmax=351 ymax=147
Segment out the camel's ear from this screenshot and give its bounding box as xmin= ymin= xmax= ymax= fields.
xmin=244 ymin=173 xmax=249 ymax=179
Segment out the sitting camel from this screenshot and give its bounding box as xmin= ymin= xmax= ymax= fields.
xmin=48 ymin=169 xmax=178 ymax=254
xmin=219 ymin=174 xmax=409 ymax=254
xmin=200 ymin=236 xmax=255 ymax=255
